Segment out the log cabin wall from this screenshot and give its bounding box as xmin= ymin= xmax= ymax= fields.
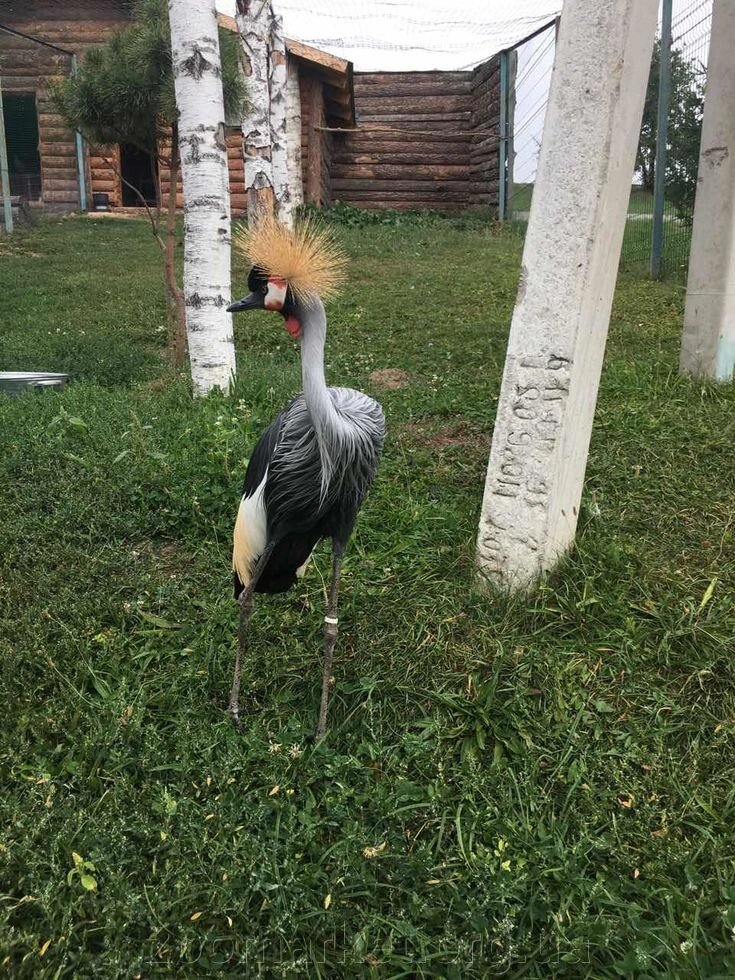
xmin=300 ymin=71 xmax=332 ymax=206
xmin=469 ymin=53 xmax=502 ymax=209
xmin=0 ymin=0 xmax=131 ymax=210
xmin=330 ymin=71 xmax=474 ymax=212
xmin=328 ymin=60 xmax=502 ymax=213
xmin=0 ymin=4 xmax=251 ymax=216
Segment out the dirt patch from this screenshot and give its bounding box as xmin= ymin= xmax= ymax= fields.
xmin=369 ymin=368 xmax=410 ymax=390
xmin=142 ymin=377 xmax=171 ymax=394
xmin=132 ymin=540 xmax=191 ymax=578
xmin=399 ymin=421 xmax=492 ymax=451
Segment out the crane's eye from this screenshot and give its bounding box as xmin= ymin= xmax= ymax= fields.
xmin=261 ymin=284 xmax=269 ymax=294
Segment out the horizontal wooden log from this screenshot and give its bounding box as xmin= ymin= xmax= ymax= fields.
xmin=471 ymin=171 xmax=500 ymax=184
xmin=334 ymin=148 xmax=472 ymax=166
xmin=471 ymin=169 xmax=500 ymax=182
xmin=38 ymin=113 xmax=71 ymax=130
xmin=356 ymin=95 xmax=471 ymax=114
xmin=39 ymin=142 xmax=77 ymax=158
xmin=89 ymin=154 xmax=116 ymax=167
xmin=470 ymin=153 xmax=500 ymax=166
xmin=467 ymin=142 xmax=498 ymax=164
xmin=471 ymin=131 xmax=501 ymax=146
xmin=41 ymin=177 xmax=80 ymax=191
xmin=331 ymin=163 xmax=469 ymax=180
xmin=331 ymin=179 xmax=470 ymax=194
xmin=339 ymin=129 xmax=473 ymax=143
xmin=353 ymin=111 xmax=472 ymax=125
xmin=355 ymin=71 xmax=471 ymax=86
xmin=472 ymin=62 xmax=500 ymax=84
xmin=40 ymin=127 xmax=77 ymax=142
xmin=42 ymin=190 xmax=79 ymax=203
xmin=90 ymin=179 xmax=118 ymax=193
xmin=353 ymin=81 xmax=472 ymax=98
xmin=0 ymin=69 xmax=47 ymax=82
xmin=0 ymin=49 xmax=69 ymax=67
xmin=10 ymin=21 xmax=122 ymax=41
xmin=39 ymin=157 xmax=78 ymax=171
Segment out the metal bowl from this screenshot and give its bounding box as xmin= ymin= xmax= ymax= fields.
xmin=0 ymin=371 xmax=69 ymax=397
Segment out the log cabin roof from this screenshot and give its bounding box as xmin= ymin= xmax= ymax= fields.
xmin=217 ymin=12 xmax=355 ymax=129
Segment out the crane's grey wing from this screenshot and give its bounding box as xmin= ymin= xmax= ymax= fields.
xmin=265 ymin=388 xmax=384 ymax=538
xmin=264 ymin=395 xmax=326 ymax=535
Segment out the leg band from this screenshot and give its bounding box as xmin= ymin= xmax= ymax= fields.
xmin=324 ymin=616 xmax=339 ymax=626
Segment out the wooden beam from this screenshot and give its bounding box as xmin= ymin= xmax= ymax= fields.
xmin=216 ymin=12 xmax=237 ymax=33
xmin=305 ymin=75 xmax=323 ymax=205
xmin=285 ymin=37 xmax=350 ymax=76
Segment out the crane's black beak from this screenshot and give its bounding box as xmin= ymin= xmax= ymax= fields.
xmin=227 ymin=293 xmax=263 ymax=313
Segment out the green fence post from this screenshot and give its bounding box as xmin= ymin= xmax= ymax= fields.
xmin=0 ymin=77 xmax=13 ymax=234
xmin=498 ymin=49 xmax=509 ymax=221
xmin=651 ymin=0 xmax=672 ymax=278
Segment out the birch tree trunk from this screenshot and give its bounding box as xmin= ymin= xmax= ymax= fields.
xmin=236 ymin=0 xmax=275 ymax=223
xmin=269 ymin=14 xmax=293 ymax=227
xmin=285 ymin=57 xmax=304 ymax=216
xmin=169 ymin=0 xmax=236 ymax=396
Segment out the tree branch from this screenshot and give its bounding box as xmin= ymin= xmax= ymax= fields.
xmin=101 ymin=151 xmax=164 ymax=252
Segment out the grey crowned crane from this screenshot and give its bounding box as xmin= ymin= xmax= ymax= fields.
xmin=226 ymin=217 xmax=385 ymax=739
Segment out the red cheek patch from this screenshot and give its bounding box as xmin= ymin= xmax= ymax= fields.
xmin=285 ymin=317 xmax=302 ymax=338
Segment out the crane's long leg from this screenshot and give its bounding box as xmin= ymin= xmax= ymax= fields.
xmin=229 ymin=540 xmax=276 ymax=727
xmin=315 ymin=542 xmax=345 ymax=740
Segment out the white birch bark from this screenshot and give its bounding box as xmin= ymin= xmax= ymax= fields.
xmin=269 ymin=14 xmax=293 ymax=226
xmin=169 ymin=0 xmax=236 ymax=396
xmin=285 ymin=56 xmax=304 ymax=215
xmin=236 ymin=0 xmax=275 ymax=222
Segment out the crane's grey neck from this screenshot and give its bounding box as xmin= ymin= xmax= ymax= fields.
xmin=298 ymin=297 xmax=329 ymax=406
xmin=298 ymin=298 xmax=343 ymax=484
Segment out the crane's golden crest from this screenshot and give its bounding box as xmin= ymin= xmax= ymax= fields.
xmin=233 ymin=215 xmax=348 ymax=303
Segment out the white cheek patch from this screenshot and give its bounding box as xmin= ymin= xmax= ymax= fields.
xmin=264 ymin=278 xmax=288 ymax=311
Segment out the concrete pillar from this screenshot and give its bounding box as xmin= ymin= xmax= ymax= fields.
xmin=680 ymin=0 xmax=735 ymax=382
xmin=476 ymin=0 xmax=657 ymax=590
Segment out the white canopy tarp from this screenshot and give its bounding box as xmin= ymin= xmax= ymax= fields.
xmin=218 ymin=0 xmax=562 ymax=71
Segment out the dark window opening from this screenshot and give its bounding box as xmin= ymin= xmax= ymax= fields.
xmin=3 ymin=92 xmax=42 ymax=201
xmin=119 ymin=143 xmax=158 ymax=206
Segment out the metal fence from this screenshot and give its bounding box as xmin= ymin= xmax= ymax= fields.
xmin=623 ymin=0 xmax=712 ymax=276
xmin=504 ymin=19 xmax=557 ymax=221
xmin=501 ymin=0 xmax=712 ymax=280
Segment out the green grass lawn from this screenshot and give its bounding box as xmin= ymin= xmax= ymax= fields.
xmin=510 ymin=185 xmax=655 ymax=217
xmin=1 ymin=214 xmax=735 ymax=977
xmin=509 ymin=183 xmax=534 ymax=213
xmin=627 ymin=187 xmax=655 ymax=215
